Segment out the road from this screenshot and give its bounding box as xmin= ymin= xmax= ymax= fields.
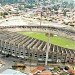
xmin=0 ymin=52 xmax=38 ymax=73
xmin=0 ymin=15 xmax=70 ymax=28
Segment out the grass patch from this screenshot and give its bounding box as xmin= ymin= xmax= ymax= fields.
xmin=19 ymin=32 xmax=75 ymax=50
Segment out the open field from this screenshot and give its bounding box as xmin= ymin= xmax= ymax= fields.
xmin=19 ymin=32 xmax=75 ymax=50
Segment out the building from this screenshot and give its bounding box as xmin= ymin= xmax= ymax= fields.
xmin=30 ymin=66 xmax=45 ymax=74
xmin=30 ymin=66 xmax=60 ymax=75
xmin=68 ymin=69 xmax=75 ymax=74
xmin=38 ymin=70 xmax=52 ymax=75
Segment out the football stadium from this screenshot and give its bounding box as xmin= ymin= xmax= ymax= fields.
xmin=0 ymin=22 xmax=75 ymax=64
xmin=0 ymin=0 xmax=75 ymax=75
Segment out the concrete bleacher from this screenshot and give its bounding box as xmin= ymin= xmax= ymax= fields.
xmin=5 ymin=27 xmax=75 ymax=41
xmin=0 ymin=30 xmax=75 ymax=63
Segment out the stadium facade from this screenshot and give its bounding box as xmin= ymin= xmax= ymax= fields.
xmin=0 ymin=30 xmax=75 ymax=63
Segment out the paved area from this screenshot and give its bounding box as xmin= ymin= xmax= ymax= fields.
xmin=0 ymin=52 xmax=38 ymax=73
xmin=0 ymin=54 xmax=14 ymax=73
xmin=0 ymin=52 xmax=73 ymax=73
xmin=1 ymin=15 xmax=75 ymax=30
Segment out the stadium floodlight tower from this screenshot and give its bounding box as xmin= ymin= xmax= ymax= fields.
xmin=45 ymin=24 xmax=66 ymax=66
xmin=45 ymin=33 xmax=53 ymax=66
xmin=40 ymin=12 xmax=42 ymax=27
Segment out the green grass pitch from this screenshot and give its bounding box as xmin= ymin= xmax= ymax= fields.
xmin=19 ymin=32 xmax=75 ymax=50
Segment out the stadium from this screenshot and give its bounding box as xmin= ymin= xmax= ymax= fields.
xmin=0 ymin=22 xmax=75 ymax=64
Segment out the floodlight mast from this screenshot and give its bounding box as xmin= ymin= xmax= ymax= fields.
xmin=40 ymin=12 xmax=42 ymax=27
xmin=45 ymin=33 xmax=50 ymax=66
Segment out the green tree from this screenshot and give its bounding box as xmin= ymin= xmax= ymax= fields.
xmin=69 ymin=2 xmax=74 ymax=8
xmin=18 ymin=5 xmax=23 ymax=10
xmin=63 ymin=10 xmax=67 ymax=16
xmin=62 ymin=1 xmax=68 ymax=8
xmin=64 ymin=66 xmax=69 ymax=70
xmin=4 ymin=12 xmax=8 ymax=15
xmin=54 ymin=66 xmax=61 ymax=72
xmin=25 ymin=5 xmax=33 ymax=8
xmin=60 ymin=72 xmax=68 ymax=75
xmin=70 ymin=73 xmax=75 ymax=75
xmin=52 ymin=5 xmax=59 ymax=11
xmin=51 ymin=0 xmax=59 ymax=4
xmin=0 ymin=12 xmax=9 ymax=18
xmin=0 ymin=12 xmax=4 ymax=16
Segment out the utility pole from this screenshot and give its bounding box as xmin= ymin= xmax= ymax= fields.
xmin=40 ymin=12 xmax=42 ymax=27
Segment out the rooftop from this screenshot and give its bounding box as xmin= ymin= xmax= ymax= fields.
xmin=68 ymin=69 xmax=75 ymax=74
xmin=30 ymin=66 xmax=45 ymax=74
xmin=37 ymin=70 xmax=52 ymax=75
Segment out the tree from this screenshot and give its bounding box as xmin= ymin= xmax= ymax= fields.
xmin=60 ymin=72 xmax=68 ymax=75
xmin=28 ymin=0 xmax=34 ymax=6
xmin=70 ymin=73 xmax=75 ymax=75
xmin=62 ymin=1 xmax=68 ymax=8
xmin=61 ymin=0 xmax=74 ymax=8
xmin=12 ymin=65 xmax=17 ymax=69
xmin=4 ymin=12 xmax=8 ymax=15
xmin=0 ymin=12 xmax=4 ymax=16
xmin=52 ymin=5 xmax=59 ymax=11
xmin=0 ymin=12 xmax=9 ymax=18
xmin=64 ymin=66 xmax=69 ymax=70
xmin=54 ymin=66 xmax=61 ymax=72
xmin=25 ymin=5 xmax=33 ymax=8
xmin=51 ymin=0 xmax=59 ymax=4
xmin=69 ymin=2 xmax=74 ymax=8
xmin=63 ymin=10 xmax=67 ymax=16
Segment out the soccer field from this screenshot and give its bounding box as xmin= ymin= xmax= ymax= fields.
xmin=19 ymin=32 xmax=75 ymax=50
